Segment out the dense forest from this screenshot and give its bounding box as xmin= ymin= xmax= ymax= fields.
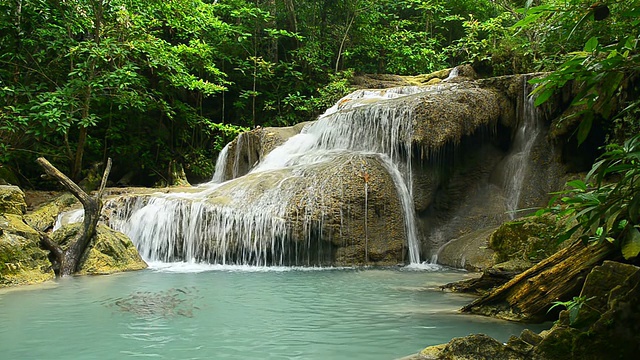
xmin=0 ymin=0 xmax=638 ymax=188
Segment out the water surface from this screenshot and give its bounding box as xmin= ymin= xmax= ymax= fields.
xmin=0 ymin=266 xmax=546 ymax=359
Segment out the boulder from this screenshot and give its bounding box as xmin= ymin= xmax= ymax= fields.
xmin=0 ymin=185 xmax=27 ymax=215
xmin=51 ymin=223 xmax=147 ymax=275
xmin=534 ymin=261 xmax=640 ymax=360
xmin=435 ymin=227 xmax=497 ymax=271
xmin=0 ymin=214 xmax=55 ymax=287
xmin=210 ymin=152 xmax=409 ymax=265
xmin=489 ymin=214 xmax=563 ymax=264
xmin=418 ymin=334 xmax=529 ymax=360
xmin=413 ymin=261 xmax=640 ymax=360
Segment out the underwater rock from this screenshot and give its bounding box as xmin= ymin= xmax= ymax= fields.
xmin=0 ymin=185 xmax=27 ymax=215
xmin=51 ymin=223 xmax=147 ymax=275
xmin=106 ymin=287 xmax=199 ymax=319
xmin=0 ymin=214 xmax=55 ymax=287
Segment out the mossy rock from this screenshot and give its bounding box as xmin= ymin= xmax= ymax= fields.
xmin=51 ymin=224 xmax=147 ymax=275
xmin=0 ymin=214 xmax=55 ymax=287
xmin=23 ymin=193 xmax=78 ymax=232
xmin=489 ymin=213 xmax=562 ymax=264
xmin=0 ymin=185 xmax=27 ymax=215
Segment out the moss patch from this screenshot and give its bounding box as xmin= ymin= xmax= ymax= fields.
xmin=489 ymin=213 xmax=562 ymax=264
xmin=0 ymin=214 xmax=55 ymax=288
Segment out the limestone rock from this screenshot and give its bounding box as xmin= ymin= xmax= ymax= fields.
xmin=0 ymin=214 xmax=55 ymax=287
xmin=51 ymin=224 xmax=147 ymax=275
xmin=216 ymin=152 xmax=408 ymax=265
xmin=412 ymin=86 xmax=507 ymax=151
xmin=0 ymin=185 xmax=27 ymax=215
xmin=423 ymin=261 xmax=640 ymax=360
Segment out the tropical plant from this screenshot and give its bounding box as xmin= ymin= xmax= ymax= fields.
xmin=539 ymin=134 xmax=640 ymax=260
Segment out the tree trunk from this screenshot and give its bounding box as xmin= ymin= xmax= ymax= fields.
xmin=461 ymin=239 xmax=614 ymax=322
xmin=37 ymin=157 xmax=111 ymax=276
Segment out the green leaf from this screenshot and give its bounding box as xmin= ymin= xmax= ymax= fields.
xmin=567 ymin=179 xmax=587 ymax=192
xmin=577 ymin=113 xmax=593 ymax=146
xmin=622 ymin=227 xmax=640 ymax=260
xmin=584 ymin=37 xmax=599 ymax=52
xmin=534 ymin=87 xmax=555 ymax=106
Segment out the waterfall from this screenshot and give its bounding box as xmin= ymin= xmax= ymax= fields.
xmin=211 ymin=143 xmax=230 ymax=183
xmin=503 ymin=83 xmax=542 ymax=219
xmin=105 ymin=84 xmax=462 ymax=266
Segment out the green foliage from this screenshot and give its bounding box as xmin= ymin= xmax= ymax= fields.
xmin=538 ymin=134 xmax=640 ymax=260
xmin=525 ymin=1 xmax=639 ymax=144
xmin=549 ymin=295 xmax=596 ymax=325
xmin=2 ymin=0 xmax=636 ymax=189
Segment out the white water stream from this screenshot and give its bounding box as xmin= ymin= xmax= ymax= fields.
xmin=503 ymin=83 xmax=542 ymax=219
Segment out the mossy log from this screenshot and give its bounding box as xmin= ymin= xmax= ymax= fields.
xmin=36 ymin=157 xmax=111 ymax=276
xmin=461 ymin=239 xmax=614 ymax=322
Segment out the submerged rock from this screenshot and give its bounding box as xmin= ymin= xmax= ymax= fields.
xmin=0 ymin=214 xmax=55 ymax=287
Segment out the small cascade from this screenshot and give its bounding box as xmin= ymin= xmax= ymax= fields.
xmin=106 ymin=83 xmax=461 ymax=266
xmin=211 ymin=143 xmax=230 ymax=183
xmin=502 ymin=83 xmax=542 ymax=219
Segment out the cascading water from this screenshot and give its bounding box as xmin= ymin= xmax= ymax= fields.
xmin=210 ymin=143 xmax=229 ymax=183
xmin=502 ymin=82 xmax=542 ymax=219
xmin=105 ymin=84 xmax=460 ymax=266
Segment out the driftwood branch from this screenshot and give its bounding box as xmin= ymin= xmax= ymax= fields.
xmin=461 ymin=239 xmax=614 ymax=322
xmin=36 ymin=157 xmax=112 ymax=276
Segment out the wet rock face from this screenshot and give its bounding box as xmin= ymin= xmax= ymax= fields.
xmin=284 ymin=154 xmax=407 ymax=265
xmin=0 ymin=214 xmax=55 ymax=287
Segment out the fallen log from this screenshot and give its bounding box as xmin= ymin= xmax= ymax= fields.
xmin=461 ymin=239 xmax=614 ymax=322
xmin=36 ymin=157 xmax=111 ymax=276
